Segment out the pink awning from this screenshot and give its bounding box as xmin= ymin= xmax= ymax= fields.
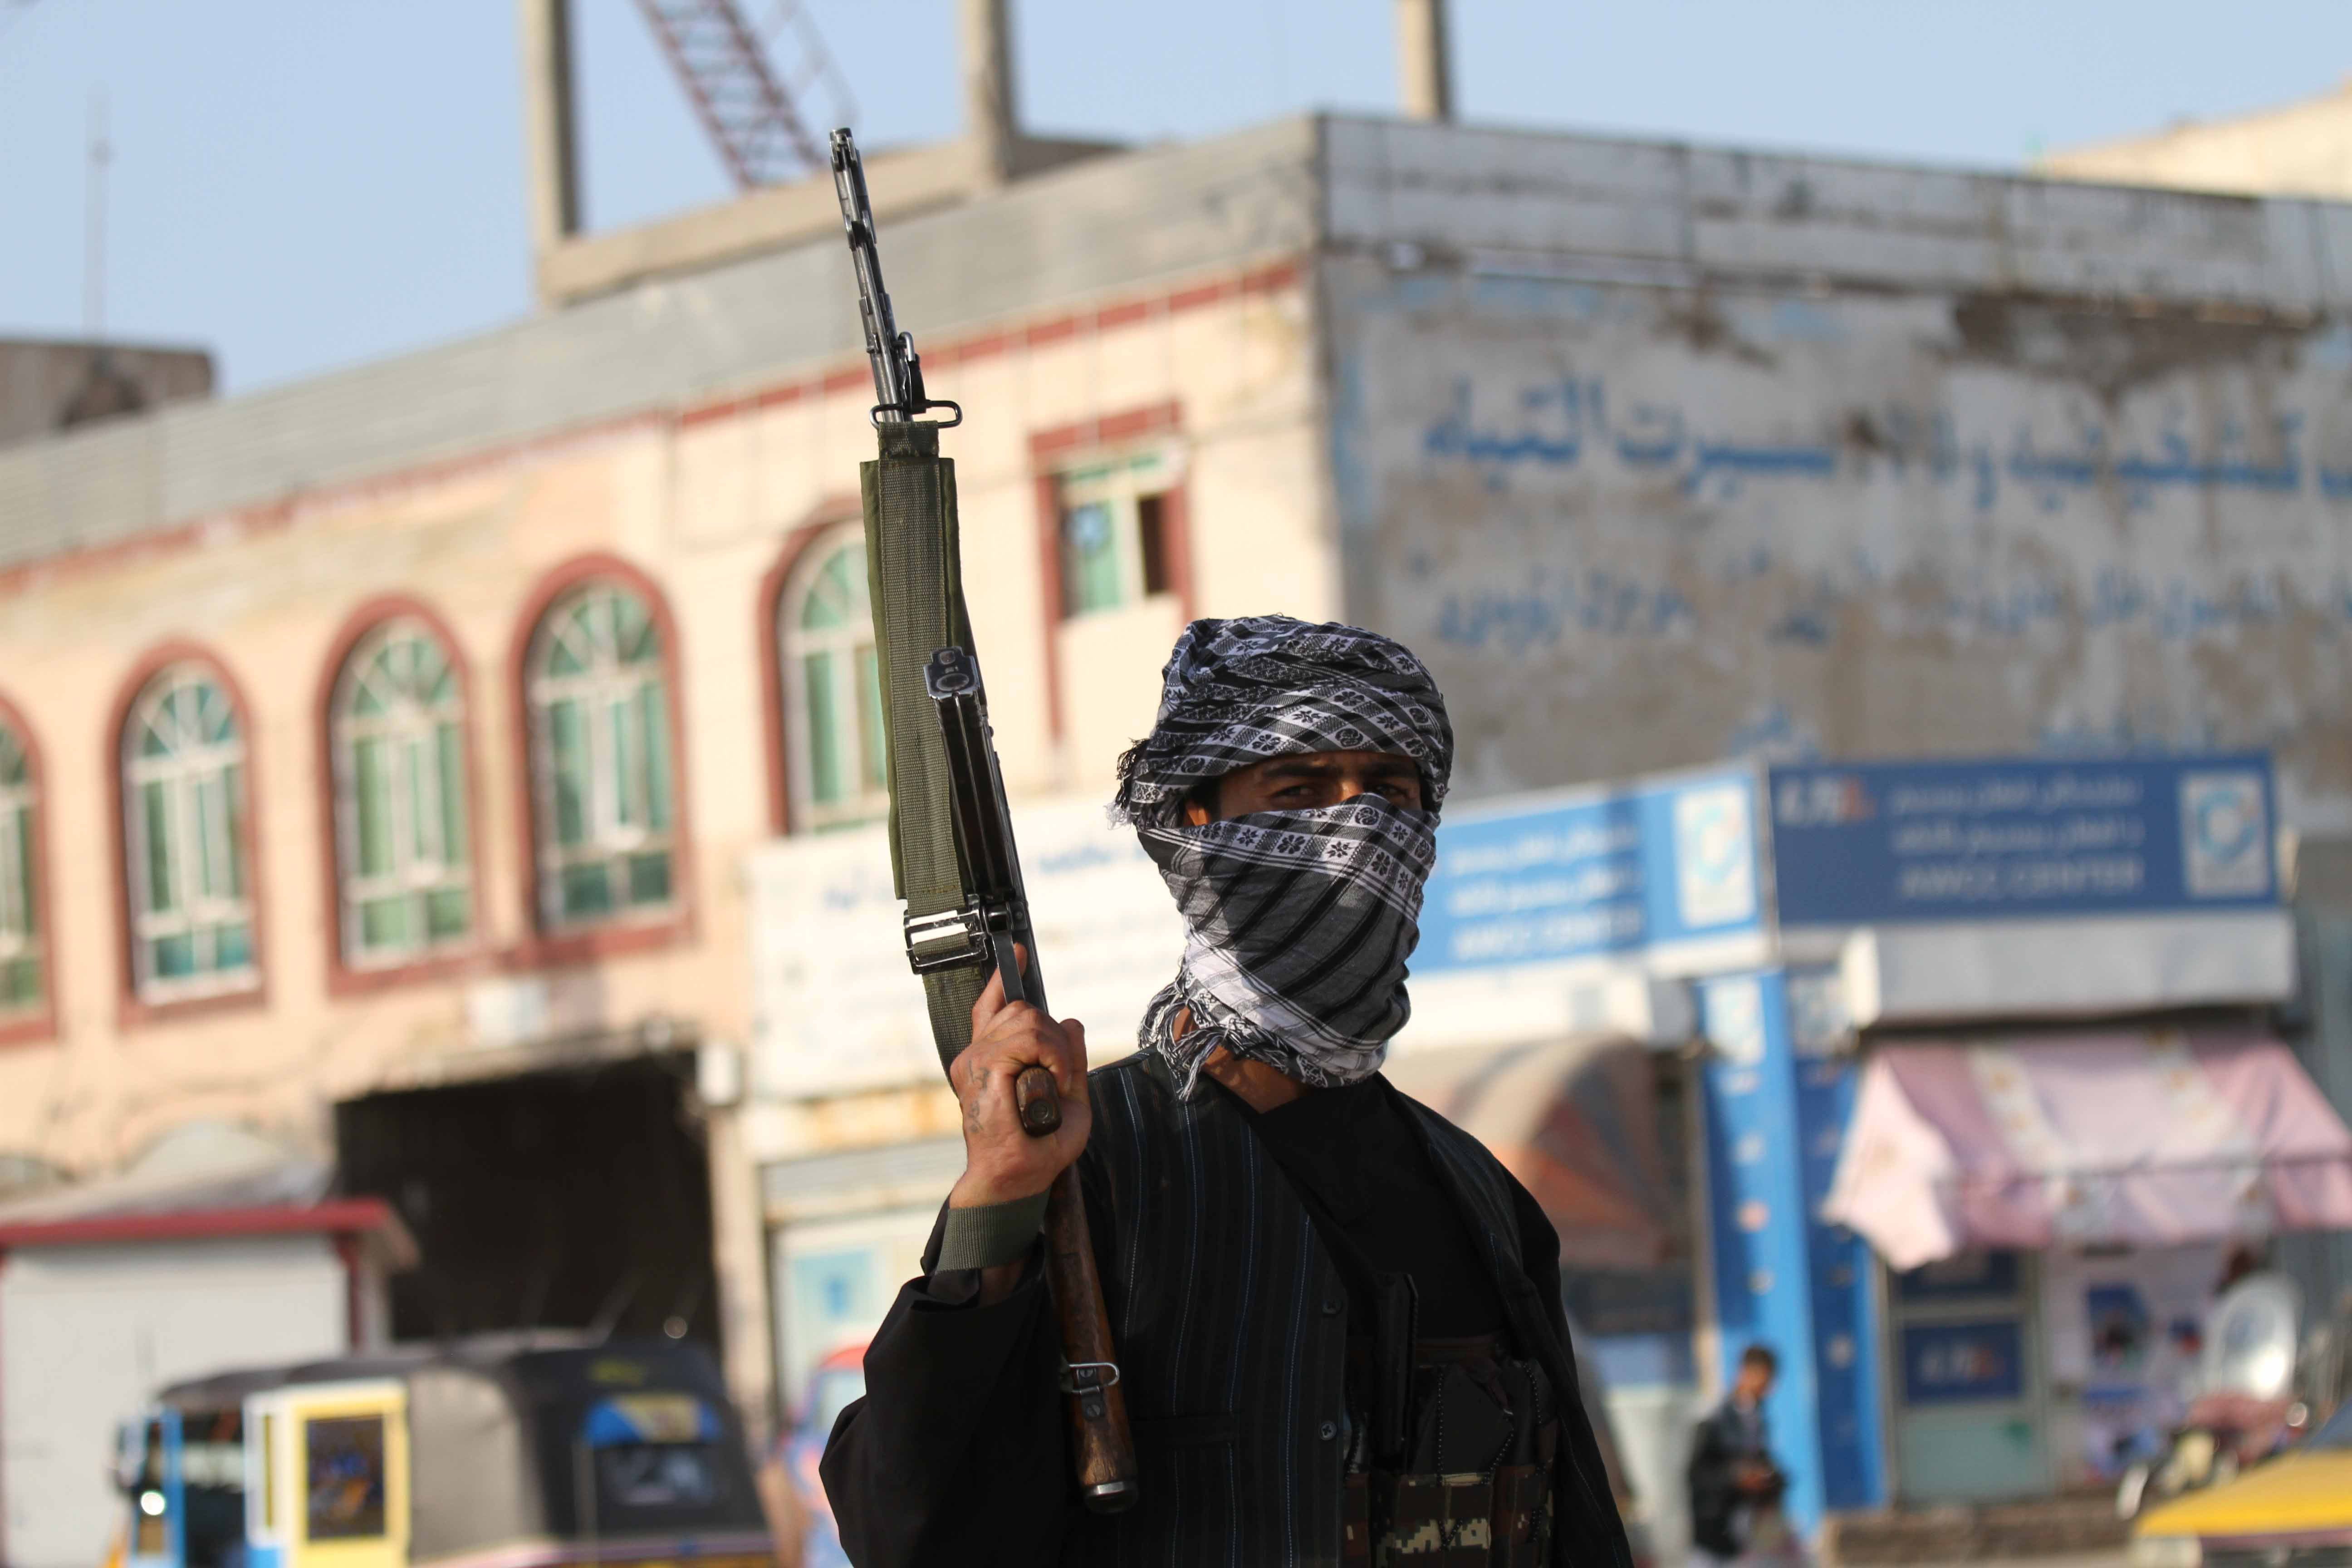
xmin=1823 ymin=1031 xmax=2352 ymax=1271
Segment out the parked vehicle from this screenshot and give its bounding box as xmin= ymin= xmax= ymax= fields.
xmin=2118 ymin=1272 xmax=2314 ymax=1520
xmin=106 ymin=1334 xmax=774 ymax=1568
xmin=2131 ymin=1396 xmax=2352 ymax=1568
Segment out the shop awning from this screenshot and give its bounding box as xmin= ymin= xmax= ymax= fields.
xmin=1823 ymin=1031 xmax=2352 ymax=1270
xmin=1385 ymin=1035 xmax=1683 ymax=1272
xmin=0 ymin=1120 xmax=417 ymax=1268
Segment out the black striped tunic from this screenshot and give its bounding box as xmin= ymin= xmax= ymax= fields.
xmin=822 ymin=1051 xmax=1635 ymax=1568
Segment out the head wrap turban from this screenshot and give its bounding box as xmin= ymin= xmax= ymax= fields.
xmin=1112 ymin=616 xmax=1454 ymax=1093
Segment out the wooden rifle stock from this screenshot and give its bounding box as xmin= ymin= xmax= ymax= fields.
xmin=1046 ymin=1165 xmax=1137 ymax=1505
xmin=1009 ymin=1068 xmax=1136 ymax=1508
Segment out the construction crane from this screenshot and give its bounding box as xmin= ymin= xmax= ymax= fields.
xmin=630 ymin=0 xmax=855 ymax=189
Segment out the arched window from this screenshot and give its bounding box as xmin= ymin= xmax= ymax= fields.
xmin=0 ymin=719 xmax=40 ymax=1014
xmin=525 ymin=583 xmax=677 ymax=928
xmin=779 ymin=529 xmax=887 ymax=831
xmin=123 ymin=666 xmax=256 ymax=996
xmin=331 ymin=619 xmax=473 ymax=965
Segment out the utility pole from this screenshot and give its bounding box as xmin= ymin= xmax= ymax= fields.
xmin=1395 ymin=0 xmax=1454 ymax=123
xmin=518 ymin=0 xmax=582 ymax=261
xmin=960 ymin=0 xmax=1018 ymax=187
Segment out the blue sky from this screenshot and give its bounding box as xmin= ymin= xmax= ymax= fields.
xmin=4 ymin=0 xmax=2349 ymax=393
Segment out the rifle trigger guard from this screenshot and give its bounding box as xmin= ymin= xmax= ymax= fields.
xmin=1060 ymin=1361 xmax=1121 ymax=1393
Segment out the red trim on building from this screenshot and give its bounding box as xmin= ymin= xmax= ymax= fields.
xmin=1152 ymin=480 xmax=1199 ymax=623
xmin=0 ymin=413 xmax=669 ymax=606
xmin=313 ymin=596 xmax=496 ymax=999
xmin=1027 ymin=402 xmax=1192 ymax=741
xmin=0 ymin=1249 xmax=9 ymax=1553
xmin=504 ymin=554 xmax=696 ymax=970
xmin=332 ymin=1232 xmax=366 ymax=1347
xmin=0 ymin=260 xmax=1303 ymax=606
xmin=755 ymin=499 xmax=865 ymax=838
xmin=1030 ymin=400 xmax=1186 ymax=464
xmin=1031 ymin=471 xmax=1069 ymax=742
xmin=0 ymin=1197 xmax=403 ymax=1252
xmin=104 ymin=642 xmax=271 ymax=1030
xmin=0 ymin=690 xmax=59 ymax=1049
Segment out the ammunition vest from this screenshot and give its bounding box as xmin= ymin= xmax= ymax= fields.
xmin=1058 ymin=1052 xmax=1629 ymax=1568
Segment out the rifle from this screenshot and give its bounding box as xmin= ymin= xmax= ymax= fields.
xmin=830 ymin=127 xmax=1139 ymax=1514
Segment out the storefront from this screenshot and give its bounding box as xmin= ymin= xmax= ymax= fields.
xmin=1778 ymin=754 xmax=2352 ymax=1518
xmin=0 ymin=1122 xmax=414 ymax=1568
xmin=1402 ymin=751 xmax=2352 ymax=1541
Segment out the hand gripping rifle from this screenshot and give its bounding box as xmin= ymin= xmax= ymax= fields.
xmin=831 ymin=128 xmax=1139 ymax=1514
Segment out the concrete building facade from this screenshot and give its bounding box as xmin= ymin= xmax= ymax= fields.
xmin=8 ymin=108 xmax=2352 ymax=1534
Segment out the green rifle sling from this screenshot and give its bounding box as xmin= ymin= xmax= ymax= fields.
xmin=861 ymin=421 xmax=986 ymax=1073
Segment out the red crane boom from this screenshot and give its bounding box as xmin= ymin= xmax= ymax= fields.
xmin=629 ymin=0 xmax=852 ymax=189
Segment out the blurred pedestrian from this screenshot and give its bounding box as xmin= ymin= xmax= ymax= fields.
xmin=1688 ymin=1343 xmax=1792 ymax=1568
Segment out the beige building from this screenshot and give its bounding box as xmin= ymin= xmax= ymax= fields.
xmin=2038 ymin=76 xmax=2352 ymax=198
xmin=0 ymin=109 xmax=1328 ymax=1465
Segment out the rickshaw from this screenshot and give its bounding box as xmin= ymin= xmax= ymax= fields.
xmin=109 ymin=1334 xmax=775 ymax=1568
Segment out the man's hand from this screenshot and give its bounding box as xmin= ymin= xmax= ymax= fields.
xmin=948 ymin=952 xmax=1092 ymax=1212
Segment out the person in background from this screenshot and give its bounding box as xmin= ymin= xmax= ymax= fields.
xmin=1687 ymin=1344 xmax=1789 ymax=1568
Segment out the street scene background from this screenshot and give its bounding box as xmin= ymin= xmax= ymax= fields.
xmin=5 ymin=3 xmax=2352 ymax=1567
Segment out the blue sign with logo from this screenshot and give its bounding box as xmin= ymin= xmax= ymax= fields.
xmin=1417 ymin=769 xmax=1763 ymax=972
xmin=1900 ymin=1321 xmax=2027 ymax=1405
xmin=1768 ymin=754 xmax=2276 ymax=927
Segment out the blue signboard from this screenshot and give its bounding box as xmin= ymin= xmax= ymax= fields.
xmin=1768 ymin=754 xmax=2276 ymax=927
xmin=1895 ymin=1252 xmax=2023 ymax=1303
xmin=1899 ymin=1321 xmax=2027 ymax=1405
xmin=1417 ymin=769 xmax=1763 ymax=972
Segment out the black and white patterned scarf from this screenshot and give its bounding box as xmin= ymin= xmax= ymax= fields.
xmin=1112 ymin=617 xmax=1454 ymax=1094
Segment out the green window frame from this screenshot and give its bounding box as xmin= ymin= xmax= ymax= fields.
xmin=1054 ymin=449 xmax=1178 ymax=620
xmin=780 ymin=529 xmax=887 ymax=833
xmin=332 ymin=621 xmax=473 ymax=965
xmin=527 ymin=584 xmax=678 ymax=928
xmin=122 ymin=667 xmax=257 ymax=999
xmin=0 ymin=722 xmax=41 ymax=1014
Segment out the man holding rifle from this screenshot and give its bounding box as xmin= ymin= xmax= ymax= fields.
xmin=822 ymin=615 xmax=1633 ymax=1568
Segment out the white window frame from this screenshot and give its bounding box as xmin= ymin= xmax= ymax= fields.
xmin=122 ymin=666 xmax=258 ymax=1001
xmin=525 ymin=583 xmax=678 ymax=931
xmin=331 ymin=619 xmax=473 ymax=967
xmin=1054 ymin=445 xmax=1183 ymax=620
xmin=779 ymin=525 xmax=889 ymax=833
xmin=0 ymin=722 xmax=39 ymax=1014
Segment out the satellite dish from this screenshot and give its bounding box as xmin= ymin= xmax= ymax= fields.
xmin=2203 ymin=1272 xmax=2302 ymax=1401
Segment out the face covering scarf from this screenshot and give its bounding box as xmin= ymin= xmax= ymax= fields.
xmin=1113 ymin=616 xmax=1455 ymax=1095
xmin=1137 ymin=797 xmax=1439 ymax=1093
